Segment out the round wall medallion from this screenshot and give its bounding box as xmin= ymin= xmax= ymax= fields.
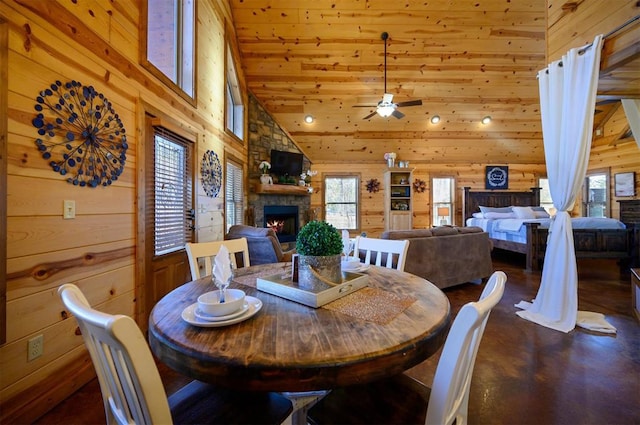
xmin=201 ymin=150 xmax=222 ymax=197
xmin=32 ymin=80 xmax=127 ymax=188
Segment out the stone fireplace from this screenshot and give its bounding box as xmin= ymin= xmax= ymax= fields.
xmin=247 ymin=93 xmax=312 ymax=239
xmin=264 ymin=205 xmax=299 ymax=243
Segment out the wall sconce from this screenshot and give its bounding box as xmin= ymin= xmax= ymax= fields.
xmin=437 ymin=206 xmax=450 ymax=226
xmin=430 ymin=115 xmax=441 ymax=124
xmin=481 ymin=116 xmax=492 ymax=125
xmin=304 ymin=115 xmax=314 ymax=123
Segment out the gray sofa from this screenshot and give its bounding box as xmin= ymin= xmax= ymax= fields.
xmin=381 ymin=226 xmax=493 ymax=289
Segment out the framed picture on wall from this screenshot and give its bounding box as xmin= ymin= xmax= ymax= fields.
xmin=614 ymin=172 xmax=635 ymax=197
xmin=485 ymin=166 xmax=509 ymax=190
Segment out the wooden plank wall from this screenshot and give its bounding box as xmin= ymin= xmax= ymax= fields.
xmin=0 ymin=0 xmax=242 ymax=421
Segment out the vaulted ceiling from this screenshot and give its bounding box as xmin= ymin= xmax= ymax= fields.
xmin=229 ymin=1 xmax=639 ymax=165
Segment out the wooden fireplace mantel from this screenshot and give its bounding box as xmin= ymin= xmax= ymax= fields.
xmin=255 ymin=183 xmax=311 ymax=196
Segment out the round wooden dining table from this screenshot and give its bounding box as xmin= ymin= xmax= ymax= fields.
xmin=148 ymin=262 xmax=451 ymax=393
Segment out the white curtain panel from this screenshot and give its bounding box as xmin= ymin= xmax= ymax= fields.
xmin=516 ymin=34 xmax=604 ymax=333
xmin=621 ymin=99 xmax=640 ymax=149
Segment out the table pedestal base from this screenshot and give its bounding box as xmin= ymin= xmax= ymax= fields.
xmin=281 ymin=391 xmax=328 ymax=425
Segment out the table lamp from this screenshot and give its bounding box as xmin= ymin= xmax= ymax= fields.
xmin=437 ymin=206 xmax=450 ymax=225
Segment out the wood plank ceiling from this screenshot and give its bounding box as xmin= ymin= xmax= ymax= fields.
xmin=229 ymin=1 xmax=638 ymax=165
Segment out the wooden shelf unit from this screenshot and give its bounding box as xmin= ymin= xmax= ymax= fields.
xmin=384 ymin=168 xmax=414 ymax=231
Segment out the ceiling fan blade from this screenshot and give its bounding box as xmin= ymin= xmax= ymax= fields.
xmin=395 ymin=99 xmax=423 ymax=107
xmin=353 ymin=105 xmax=377 ymax=108
xmin=382 ymin=93 xmax=394 ymax=104
xmin=392 ymin=109 xmax=405 ymax=119
xmin=362 ymin=111 xmax=378 ymax=120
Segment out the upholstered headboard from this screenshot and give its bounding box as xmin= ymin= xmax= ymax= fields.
xmin=462 ymin=187 xmax=541 ymax=223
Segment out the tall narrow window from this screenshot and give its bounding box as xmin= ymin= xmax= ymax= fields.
xmin=538 ymin=178 xmax=554 ymax=212
xmin=153 ymin=130 xmax=193 ymax=255
xmin=226 ymin=159 xmax=244 ymax=231
xmin=432 ymin=177 xmax=454 ymax=226
xmin=584 ymin=172 xmax=609 ymax=217
xmin=144 ymin=0 xmax=195 ymax=100
xmin=324 ymin=175 xmax=359 ymax=230
xmin=226 ymin=45 xmax=244 ymax=140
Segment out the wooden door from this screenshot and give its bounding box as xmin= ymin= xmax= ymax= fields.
xmin=141 ymin=113 xmax=195 ymax=327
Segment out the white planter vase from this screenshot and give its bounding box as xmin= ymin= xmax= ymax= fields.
xmin=260 ymin=174 xmax=273 ymax=185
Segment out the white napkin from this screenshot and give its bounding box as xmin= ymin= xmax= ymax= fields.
xmin=213 ymin=245 xmax=232 ymax=284
xmin=576 ymin=311 xmax=617 ymax=334
xmin=342 ymin=230 xmax=351 ymax=257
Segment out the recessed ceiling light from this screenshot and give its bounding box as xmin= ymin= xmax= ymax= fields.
xmin=430 ymin=115 xmax=440 ymax=124
xmin=304 ymin=115 xmax=314 ymax=123
xmin=481 ymin=116 xmax=492 ymax=125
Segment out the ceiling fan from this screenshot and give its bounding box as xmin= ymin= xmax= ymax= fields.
xmin=356 ymin=32 xmax=423 ymax=120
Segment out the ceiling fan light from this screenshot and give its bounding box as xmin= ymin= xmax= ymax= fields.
xmin=304 ymin=115 xmax=314 ymax=123
xmin=377 ymin=105 xmax=395 ymax=117
xmin=481 ymin=116 xmax=492 ymax=125
xmin=430 ymin=115 xmax=441 ymax=124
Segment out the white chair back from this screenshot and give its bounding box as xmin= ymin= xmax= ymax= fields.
xmin=425 ymin=271 xmax=507 ymax=425
xmin=354 ymin=236 xmax=409 ymax=271
xmin=185 ymin=238 xmax=250 ymax=280
xmin=58 ymin=284 xmax=172 ymax=425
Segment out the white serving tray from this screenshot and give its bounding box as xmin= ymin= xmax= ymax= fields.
xmin=256 ymin=271 xmax=369 ymax=308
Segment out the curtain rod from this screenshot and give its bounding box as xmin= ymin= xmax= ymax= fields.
xmin=578 ymin=14 xmax=640 ymax=55
xmin=540 ymin=14 xmax=640 ymax=73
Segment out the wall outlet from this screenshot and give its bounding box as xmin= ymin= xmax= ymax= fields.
xmin=28 ymin=334 xmax=44 ymax=361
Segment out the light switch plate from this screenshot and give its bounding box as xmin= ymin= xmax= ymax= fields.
xmin=63 ymin=200 xmax=75 ymax=219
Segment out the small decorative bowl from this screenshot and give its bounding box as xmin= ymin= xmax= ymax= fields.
xmin=197 ymin=289 xmax=245 ymax=317
xmin=341 ymin=257 xmax=361 ymax=270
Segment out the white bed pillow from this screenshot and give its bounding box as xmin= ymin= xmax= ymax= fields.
xmin=479 ymin=206 xmax=513 ymax=214
xmin=512 ymin=206 xmax=536 ymax=219
xmin=534 ymin=210 xmax=550 ymax=218
xmin=484 ymin=212 xmax=516 ymax=219
xmin=472 ymin=212 xmax=484 ymax=218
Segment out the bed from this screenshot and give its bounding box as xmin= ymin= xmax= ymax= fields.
xmin=462 ymin=187 xmax=634 ymax=272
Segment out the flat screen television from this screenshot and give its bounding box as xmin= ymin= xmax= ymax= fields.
xmin=270 ymin=150 xmax=303 ymax=177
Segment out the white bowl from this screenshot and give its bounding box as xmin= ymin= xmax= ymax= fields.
xmin=197 ymin=289 xmax=245 ymax=317
xmin=341 ymin=257 xmax=361 ymax=270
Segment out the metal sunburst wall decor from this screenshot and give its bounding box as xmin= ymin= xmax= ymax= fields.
xmin=201 ymin=150 xmax=222 ymax=197
xmin=32 ymin=80 xmax=128 ymax=188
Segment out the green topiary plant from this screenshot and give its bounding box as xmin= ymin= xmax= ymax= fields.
xmin=296 ymin=220 xmax=344 ymax=256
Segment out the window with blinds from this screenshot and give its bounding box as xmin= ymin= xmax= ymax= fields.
xmin=225 ymin=160 xmax=244 ymax=231
xmin=153 ymin=131 xmax=193 ymax=255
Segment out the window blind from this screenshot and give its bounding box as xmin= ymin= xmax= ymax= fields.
xmin=153 ymin=128 xmax=193 ymax=255
xmin=226 ymin=161 xmax=244 ymax=231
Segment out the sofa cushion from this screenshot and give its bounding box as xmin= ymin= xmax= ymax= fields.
xmin=381 ymin=229 xmax=432 ymax=240
xmin=430 ymin=226 xmax=459 ymax=236
xmin=457 ymin=226 xmax=483 ymax=234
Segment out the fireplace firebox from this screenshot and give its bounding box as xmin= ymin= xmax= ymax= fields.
xmin=264 ymin=205 xmax=299 ymax=243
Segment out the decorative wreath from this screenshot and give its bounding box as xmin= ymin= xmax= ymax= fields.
xmin=413 ymin=178 xmax=427 ymax=193
xmin=366 ymin=178 xmax=381 ymax=193
xmin=32 ymin=80 xmax=127 ymax=188
xmin=201 ymin=150 xmax=222 ymax=197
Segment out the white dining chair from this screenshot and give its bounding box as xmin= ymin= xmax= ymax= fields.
xmin=58 ymin=283 xmax=293 ymax=425
xmin=307 ymin=271 xmax=507 ymax=425
xmin=353 ymin=236 xmax=410 ymax=271
xmin=185 ymin=238 xmax=250 ymax=280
